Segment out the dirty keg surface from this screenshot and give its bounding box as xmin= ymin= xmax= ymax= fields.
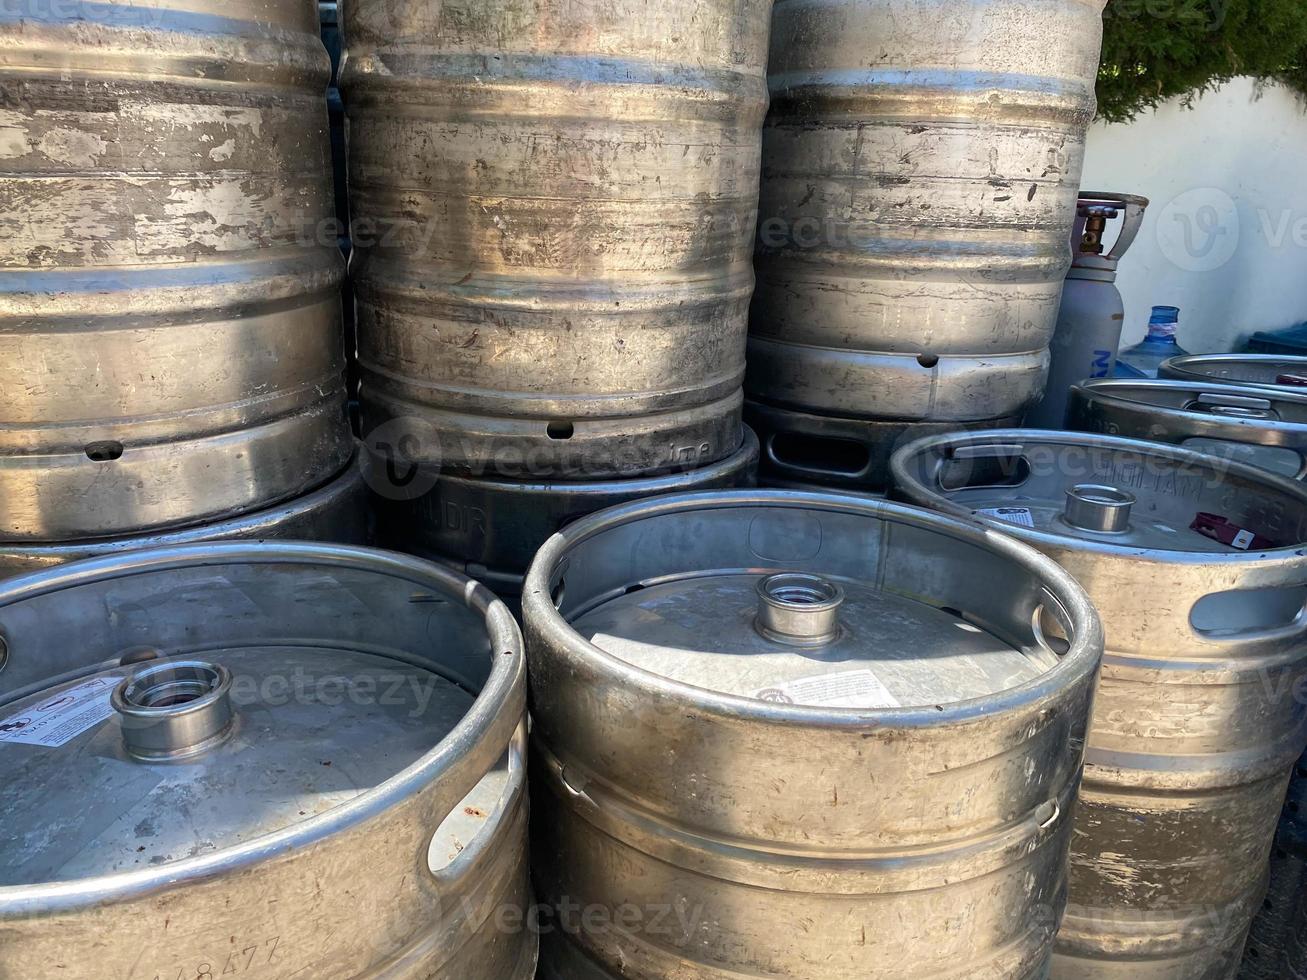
xmin=576 ymin=574 xmax=1045 ymax=709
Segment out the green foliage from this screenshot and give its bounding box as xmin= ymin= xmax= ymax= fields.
xmin=1097 ymin=0 xmax=1307 ymax=122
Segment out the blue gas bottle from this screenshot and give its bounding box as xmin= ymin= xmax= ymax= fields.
xmin=1114 ymin=306 xmax=1190 ymax=378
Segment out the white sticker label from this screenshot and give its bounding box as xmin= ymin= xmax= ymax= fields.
xmin=977 ymin=507 xmax=1035 ymax=528
xmin=0 ymin=676 xmax=119 ymax=748
xmin=755 ymin=669 xmax=901 ymax=709
xmin=1231 ymin=529 xmax=1255 ymax=550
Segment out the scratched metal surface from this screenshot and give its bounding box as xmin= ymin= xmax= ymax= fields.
xmin=340 ymin=0 xmax=771 ymax=479
xmin=747 ymin=0 xmax=1105 ymax=423
xmin=523 ymin=490 xmax=1102 ymax=978
xmin=0 ymin=0 xmax=351 ymax=541
xmin=0 ymin=542 xmax=535 ymax=979
xmin=892 ymin=431 xmax=1307 ymax=979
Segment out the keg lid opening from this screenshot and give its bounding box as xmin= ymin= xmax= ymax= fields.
xmin=112 ymin=659 xmax=235 ymax=762
xmin=755 ymin=573 xmax=845 ymax=647
xmin=1062 ymin=484 xmax=1135 ymax=534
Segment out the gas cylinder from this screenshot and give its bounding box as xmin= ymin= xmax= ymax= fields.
xmin=1026 ymin=192 xmax=1148 ymax=428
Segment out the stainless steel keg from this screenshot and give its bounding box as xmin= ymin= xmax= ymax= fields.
xmin=1162 ymin=355 xmax=1307 ymax=392
xmin=1068 ymin=378 xmax=1307 ymax=479
xmin=0 ymin=0 xmax=350 ymax=540
xmin=341 ymin=0 xmax=772 ymax=479
xmin=748 ymin=0 xmax=1106 ymax=425
xmin=891 ymin=431 xmax=1307 ymax=979
xmin=375 ymin=429 xmax=758 ymax=603
xmin=0 ymin=543 xmax=534 ymax=978
xmin=0 ymin=458 xmax=367 ymax=577
xmin=523 ymin=490 xmax=1102 ymax=978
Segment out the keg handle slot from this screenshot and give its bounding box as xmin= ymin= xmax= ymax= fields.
xmin=427 ymin=727 xmax=526 ymax=886
xmin=937 ymin=444 xmax=1030 ymax=492
xmin=1188 ymin=391 xmax=1278 ymax=420
xmin=112 ymin=659 xmax=235 ymax=762
xmin=755 ymin=573 xmax=844 ymax=647
xmin=1030 ymin=591 xmax=1073 ymax=659
xmin=766 ymin=432 xmax=874 ymax=479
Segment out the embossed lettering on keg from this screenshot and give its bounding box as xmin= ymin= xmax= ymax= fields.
xmin=892 ymin=431 xmax=1307 ymax=980
xmin=524 ymin=490 xmax=1102 ymax=979
xmin=748 ymin=0 xmax=1106 ymax=424
xmin=341 ymin=0 xmax=772 ymax=478
xmin=0 ymin=0 xmax=351 ymax=540
xmin=0 ymin=543 xmax=535 ymax=978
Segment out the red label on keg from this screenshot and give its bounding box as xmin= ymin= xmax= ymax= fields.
xmin=1190 ymin=513 xmax=1278 ymax=550
xmin=1276 ymin=373 xmax=1307 ymax=387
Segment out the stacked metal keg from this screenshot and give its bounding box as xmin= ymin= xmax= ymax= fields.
xmin=0 ymin=0 xmax=364 ymax=575
xmin=744 ymin=0 xmax=1107 ymax=491
xmin=1074 ymin=359 xmax=1307 ymax=979
xmin=892 ymin=431 xmax=1307 ymax=979
xmin=339 ymin=0 xmax=766 ymax=602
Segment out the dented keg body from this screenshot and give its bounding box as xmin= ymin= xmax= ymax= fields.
xmin=891 ymin=431 xmax=1307 ymax=980
xmin=341 ymin=0 xmax=772 ymax=478
xmin=0 ymin=0 xmax=351 ymax=540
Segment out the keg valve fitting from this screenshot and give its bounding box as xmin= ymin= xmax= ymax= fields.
xmin=756 ymin=573 xmax=845 ymax=647
xmin=113 ymin=659 xmax=235 ymax=762
xmin=1063 ymin=484 xmax=1135 ymax=533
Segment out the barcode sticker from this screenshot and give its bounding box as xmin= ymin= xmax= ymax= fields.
xmin=755 ymin=669 xmax=900 ymax=709
xmin=978 ymin=507 xmax=1035 ymax=528
xmin=0 ymin=676 xmax=119 ymax=748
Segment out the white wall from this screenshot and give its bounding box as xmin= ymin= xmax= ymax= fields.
xmin=1080 ymin=77 xmax=1307 ymax=354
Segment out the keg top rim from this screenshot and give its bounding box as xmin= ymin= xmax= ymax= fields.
xmin=522 ymin=489 xmax=1102 ymax=727
xmin=889 ymin=428 xmax=1307 ymax=558
xmin=0 ymin=541 xmax=524 ymax=908
xmin=1161 ymin=353 xmax=1307 ymax=390
xmin=1073 ymin=376 xmax=1307 ymax=415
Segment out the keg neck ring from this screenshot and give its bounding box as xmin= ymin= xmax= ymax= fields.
xmin=755 ymin=573 xmax=845 ymax=647
xmin=1062 ymin=484 xmax=1135 ymax=534
xmin=112 ymin=659 xmax=235 ymax=762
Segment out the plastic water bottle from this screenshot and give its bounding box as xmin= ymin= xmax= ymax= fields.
xmin=1115 ymin=306 xmax=1189 ymax=378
